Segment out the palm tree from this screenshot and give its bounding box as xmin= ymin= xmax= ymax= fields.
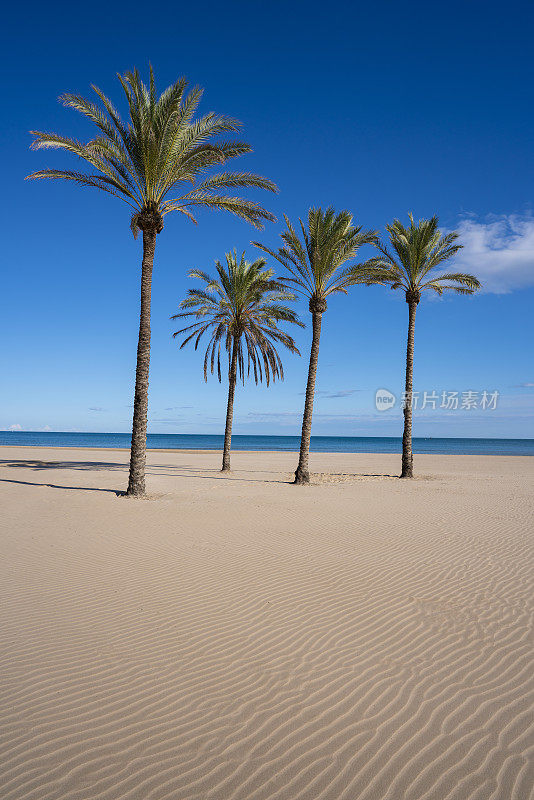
xmin=27 ymin=67 xmax=277 ymax=496
xmin=352 ymin=214 xmax=481 ymax=478
xmin=255 ymin=207 xmax=377 ymax=484
xmin=171 ymin=251 xmax=303 ymax=472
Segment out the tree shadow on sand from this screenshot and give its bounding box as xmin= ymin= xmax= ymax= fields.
xmin=0 ymin=459 xmax=399 ymax=492
xmin=0 ymin=459 xmax=127 ymax=471
xmin=0 ymin=460 xmax=129 ymax=494
xmin=0 ymin=478 xmax=125 ymax=495
xmin=0 ymin=459 xmax=291 ymax=490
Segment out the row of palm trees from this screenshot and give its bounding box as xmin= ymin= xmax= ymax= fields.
xmin=27 ymin=68 xmax=481 ymax=494
xmin=173 ymin=210 xmax=480 ymax=482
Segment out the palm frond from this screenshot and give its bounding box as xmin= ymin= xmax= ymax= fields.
xmin=193 ymin=172 xmax=278 ymax=193
xmin=425 ymin=272 xmax=482 ymax=291
xmin=27 ymin=168 xmax=138 ymax=207
xmin=169 ymin=194 xmax=276 ymax=229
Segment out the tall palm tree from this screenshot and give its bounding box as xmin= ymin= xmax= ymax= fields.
xmin=171 ymin=251 xmax=302 ymax=472
xmin=27 ymin=67 xmax=277 ymax=496
xmin=255 ymin=208 xmax=377 ymax=484
xmin=352 ymin=214 xmax=481 ymax=478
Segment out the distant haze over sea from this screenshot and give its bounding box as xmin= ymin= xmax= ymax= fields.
xmin=1 ymin=432 xmax=533 ymax=456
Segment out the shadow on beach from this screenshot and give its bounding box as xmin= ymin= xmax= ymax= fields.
xmin=0 ymin=458 xmax=292 ymax=490
xmin=0 ymin=477 xmax=125 ymax=495
xmin=0 ymin=459 xmax=400 ymax=494
xmin=0 ymin=459 xmax=127 ymax=471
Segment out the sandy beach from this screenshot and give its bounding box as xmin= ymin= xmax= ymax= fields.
xmin=1 ymin=446 xmax=533 ymax=800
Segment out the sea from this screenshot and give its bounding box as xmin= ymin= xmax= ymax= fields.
xmin=1 ymin=432 xmax=533 ymax=456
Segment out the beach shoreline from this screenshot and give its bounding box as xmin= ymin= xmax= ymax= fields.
xmin=1 ymin=443 xmax=533 ymax=458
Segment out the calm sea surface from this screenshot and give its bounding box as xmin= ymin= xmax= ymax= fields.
xmin=1 ymin=432 xmax=533 ymax=456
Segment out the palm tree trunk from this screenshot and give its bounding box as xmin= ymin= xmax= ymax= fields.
xmin=221 ymin=339 xmax=238 ymax=472
xmin=295 ymin=310 xmax=323 ymax=484
xmin=401 ymin=296 xmax=418 ymax=478
xmin=127 ymin=228 xmax=157 ymax=496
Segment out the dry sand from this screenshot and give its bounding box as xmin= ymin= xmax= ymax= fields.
xmin=1 ymin=446 xmax=533 ymax=800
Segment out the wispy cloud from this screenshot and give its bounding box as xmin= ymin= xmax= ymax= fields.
xmin=248 ymin=411 xmax=370 ymax=423
xmin=322 ymin=389 xmax=360 ymax=398
xmin=6 ymin=423 xmax=23 ymax=431
xmin=248 ymin=411 xmax=298 ymax=419
xmin=452 ymin=214 xmax=534 ymax=293
xmin=298 ymin=388 xmax=361 ymax=398
xmin=513 ymin=382 xmax=534 ymax=388
xmin=164 ymin=406 xmax=194 ymax=411
xmin=89 ymin=406 xmax=105 ymax=412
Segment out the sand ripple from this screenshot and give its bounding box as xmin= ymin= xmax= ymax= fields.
xmin=0 ymin=448 xmax=533 ymax=799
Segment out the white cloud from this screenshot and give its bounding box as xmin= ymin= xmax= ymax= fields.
xmin=7 ymin=423 xmax=23 ymax=431
xmin=452 ymin=214 xmax=534 ymax=293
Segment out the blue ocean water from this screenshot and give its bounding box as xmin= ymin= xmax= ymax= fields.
xmin=1 ymin=431 xmax=533 ymax=456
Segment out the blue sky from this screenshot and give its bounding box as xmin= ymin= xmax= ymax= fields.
xmin=2 ymin=0 xmax=533 ymax=438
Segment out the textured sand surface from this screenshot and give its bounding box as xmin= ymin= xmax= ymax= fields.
xmin=1 ymin=446 xmax=533 ymax=800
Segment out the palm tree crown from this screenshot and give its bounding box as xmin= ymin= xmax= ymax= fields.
xmin=254 ymin=207 xmax=377 ymax=310
xmin=352 ymin=213 xmax=481 ymax=299
xmin=27 ymin=66 xmax=277 ymax=232
xmin=171 ymin=252 xmax=303 ymax=384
